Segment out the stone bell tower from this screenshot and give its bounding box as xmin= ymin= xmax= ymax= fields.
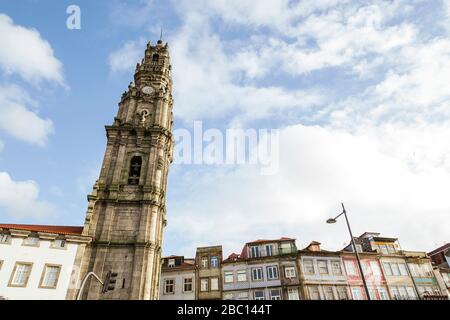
xmin=67 ymin=40 xmax=174 ymax=300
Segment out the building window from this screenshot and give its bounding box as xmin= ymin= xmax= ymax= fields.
xmin=200 ymin=279 xmax=208 ymax=292
xmin=324 ymin=286 xmax=335 ymax=300
xmin=383 ymin=262 xmax=393 ymax=276
xmin=318 ymin=260 xmax=329 ymax=274
xmin=370 ymin=261 xmax=381 ymax=276
xmin=389 ymin=244 xmax=396 ymax=253
xmin=308 ymin=286 xmax=320 ymax=300
xmin=168 ymin=259 xmax=175 ymax=268
xmin=391 ymin=263 xmax=400 ymax=276
xmin=251 ymin=268 xmax=263 ymax=281
xmin=390 ymin=286 xmax=400 ymax=299
xmin=39 ymin=265 xmax=61 ymax=289
xmin=238 ymin=291 xmax=248 ymax=300
xmin=0 ymin=233 xmax=11 ymax=244
xmin=265 ymin=244 xmax=274 ymax=256
xmin=380 ymin=245 xmax=389 ymax=254
xmin=152 ymin=54 xmax=159 ymax=62
xmin=52 ymin=239 xmax=66 ymax=249
xmin=211 ymin=278 xmax=219 ymax=291
xmin=331 ymin=261 xmax=342 ymax=275
xmin=344 ymin=260 xmax=357 ymax=276
xmin=128 ymin=156 xmax=142 ymax=185
xmin=237 ymin=270 xmax=247 ymax=282
xmin=8 ymin=262 xmax=33 ymax=287
xmin=406 ymin=287 xmax=417 ymax=299
xmin=23 ymin=236 xmax=39 ymax=247
xmin=266 ymin=266 xmax=279 ymax=280
xmin=201 ymin=257 xmax=208 ymax=269
xmin=183 ymin=278 xmax=193 ymax=292
xmin=288 ymin=288 xmax=300 ymax=300
xmin=164 ymin=279 xmax=175 ymax=294
xmin=303 ymin=259 xmax=315 ymax=275
xmin=398 ymin=263 xmax=408 ymax=276
xmin=250 ymin=246 xmax=260 ymax=258
xmin=355 ymin=244 xmax=363 ymax=253
xmin=351 ymin=287 xmax=363 ymax=300
xmin=224 ymin=293 xmax=233 ymax=300
xmin=210 ymin=256 xmax=219 ymax=268
xmin=378 ymin=287 xmax=389 ymax=300
xmin=337 ymin=286 xmax=348 ymax=300
xmin=224 ymin=271 xmax=234 ymax=283
xmin=373 ymin=244 xmax=380 ymax=252
xmin=270 ymin=289 xmax=281 ymax=300
xmin=285 ymin=266 xmax=296 ymax=278
xmin=254 ymin=290 xmax=265 ymax=300
xmin=398 ymin=286 xmax=408 ymax=299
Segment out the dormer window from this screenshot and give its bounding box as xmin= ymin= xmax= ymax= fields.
xmin=128 ymin=156 xmax=142 ymax=185
xmin=23 ymin=235 xmax=39 ymax=247
xmin=0 ymin=233 xmax=11 ymax=244
xmin=52 ymin=239 xmax=66 ymax=249
xmin=152 ymin=54 xmax=159 ymax=62
xmin=168 ymin=259 xmax=175 ymax=268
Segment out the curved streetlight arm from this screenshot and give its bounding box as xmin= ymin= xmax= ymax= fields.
xmin=76 ymin=271 xmax=104 ymax=300
xmin=331 ymin=203 xmax=372 ymax=300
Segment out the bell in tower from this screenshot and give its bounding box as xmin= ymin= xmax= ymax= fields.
xmin=67 ymin=40 xmax=174 ymax=300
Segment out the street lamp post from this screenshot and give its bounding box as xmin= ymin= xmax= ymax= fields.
xmin=327 ymin=203 xmax=371 ymax=300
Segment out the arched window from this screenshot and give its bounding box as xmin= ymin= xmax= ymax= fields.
xmin=152 ymin=54 xmax=159 ymax=62
xmin=128 ymin=156 xmax=142 ymax=185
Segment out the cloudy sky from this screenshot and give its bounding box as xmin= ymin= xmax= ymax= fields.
xmin=0 ymin=0 xmax=449 ymax=257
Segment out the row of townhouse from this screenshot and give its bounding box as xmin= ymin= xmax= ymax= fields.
xmin=159 ymin=232 xmax=450 ymax=300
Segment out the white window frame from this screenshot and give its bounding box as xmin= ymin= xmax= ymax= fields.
xmin=266 ymin=265 xmax=279 ymax=280
xmin=331 ymin=261 xmax=342 ymax=275
xmin=287 ymin=288 xmax=300 ymax=300
xmin=303 ymin=259 xmax=315 ymax=275
xmin=318 ymin=260 xmax=329 ymax=275
xmin=210 ymin=277 xmax=219 ymax=291
xmin=237 ymin=270 xmax=247 ymax=282
xmin=201 ymin=257 xmax=208 ymax=269
xmin=183 ymin=277 xmax=193 ymax=292
xmin=224 ymin=271 xmax=234 ymax=283
xmin=345 ymin=260 xmax=357 ymax=276
xmin=270 ymin=288 xmax=282 ymax=300
xmin=164 ymin=279 xmax=175 ymax=294
xmin=251 ymin=267 xmax=263 ymax=281
xmin=250 ymin=246 xmax=260 ymax=258
xmin=398 ymin=263 xmax=408 ymax=276
xmin=210 ymin=256 xmax=219 ymax=268
xmin=285 ymin=266 xmax=296 ymax=278
xmin=200 ymin=278 xmax=209 ymax=292
xmin=8 ymin=262 xmax=33 ymax=288
xmin=39 ymin=264 xmax=61 ymax=289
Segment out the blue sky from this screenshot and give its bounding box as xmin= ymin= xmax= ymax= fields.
xmin=0 ymin=0 xmax=449 ymax=257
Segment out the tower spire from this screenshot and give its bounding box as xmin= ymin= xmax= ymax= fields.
xmin=67 ymin=40 xmax=174 ymax=301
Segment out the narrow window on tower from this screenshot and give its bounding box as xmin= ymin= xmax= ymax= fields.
xmin=128 ymin=156 xmax=142 ymax=185
xmin=152 ymin=54 xmax=159 ymax=62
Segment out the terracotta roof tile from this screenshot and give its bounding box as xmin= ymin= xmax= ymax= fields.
xmin=0 ymin=224 xmax=84 ymax=236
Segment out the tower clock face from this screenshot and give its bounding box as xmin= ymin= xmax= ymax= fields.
xmin=141 ymin=86 xmax=154 ymax=95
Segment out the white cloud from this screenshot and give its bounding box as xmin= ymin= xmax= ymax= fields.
xmin=109 ymin=39 xmax=146 ymax=73
xmin=166 ymin=124 xmax=450 ymax=256
xmin=0 ymin=171 xmax=56 ymax=220
xmin=0 ymin=84 xmax=54 ymax=146
xmin=0 ymin=14 xmax=64 ymax=85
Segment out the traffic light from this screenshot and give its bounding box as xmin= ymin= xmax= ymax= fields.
xmin=102 ymin=271 xmax=118 ymax=293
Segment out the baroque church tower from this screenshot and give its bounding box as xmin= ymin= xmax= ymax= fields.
xmin=67 ymin=40 xmax=174 ymax=300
